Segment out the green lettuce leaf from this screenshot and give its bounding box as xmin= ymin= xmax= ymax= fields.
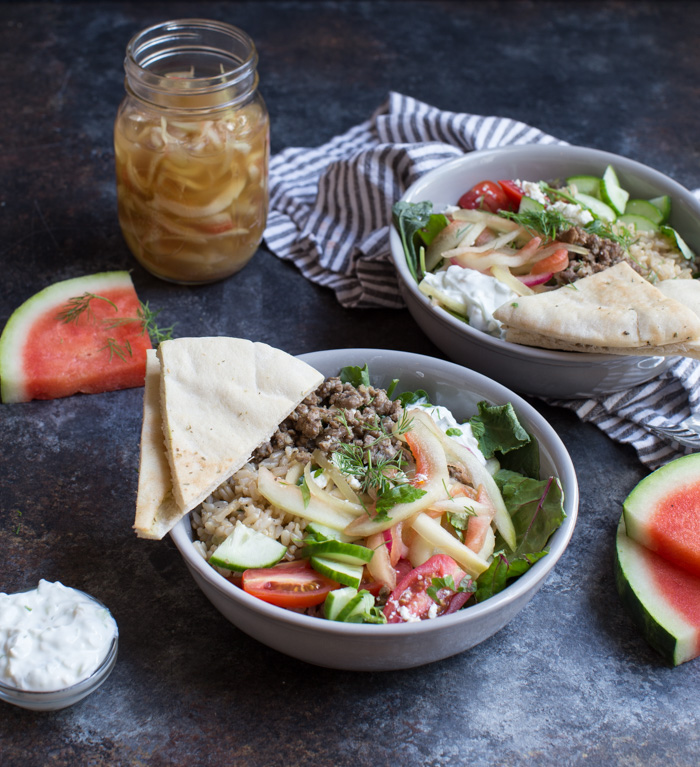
xmin=339 ymin=364 xmax=371 ymax=388
xmin=469 ymin=400 xmax=539 ymax=477
xmin=474 ymin=550 xmax=548 ymax=602
xmin=494 ymin=471 xmax=566 ymax=555
xmin=392 ymin=201 xmax=448 ymax=282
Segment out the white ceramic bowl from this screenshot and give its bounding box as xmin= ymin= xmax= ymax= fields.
xmin=170 ymin=348 xmax=579 ymax=671
xmin=389 ymin=144 xmax=700 ymax=398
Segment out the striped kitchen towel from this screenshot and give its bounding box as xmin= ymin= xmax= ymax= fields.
xmin=264 ymin=91 xmax=562 ymax=309
xmin=263 ymin=91 xmax=700 ymax=469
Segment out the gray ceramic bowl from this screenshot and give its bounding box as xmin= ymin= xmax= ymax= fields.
xmin=389 ymin=144 xmax=700 ymax=398
xmin=170 ymin=348 xmax=579 ymax=671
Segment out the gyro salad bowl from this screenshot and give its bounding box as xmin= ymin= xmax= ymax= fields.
xmin=165 ymin=345 xmax=579 ymax=671
xmin=389 ymin=144 xmax=700 ymax=398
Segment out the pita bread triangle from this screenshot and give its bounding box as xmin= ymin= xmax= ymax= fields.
xmin=158 ymin=337 xmax=324 ymax=514
xmin=493 ymin=262 xmax=700 ymax=351
xmin=133 ymin=350 xmax=182 ymax=539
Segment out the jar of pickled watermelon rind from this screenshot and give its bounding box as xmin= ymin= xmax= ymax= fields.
xmin=114 ymin=19 xmax=269 ymax=284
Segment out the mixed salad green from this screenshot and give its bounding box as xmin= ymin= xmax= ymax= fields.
xmin=208 ymin=365 xmax=566 ymax=624
xmin=394 ymin=166 xmax=696 ymax=335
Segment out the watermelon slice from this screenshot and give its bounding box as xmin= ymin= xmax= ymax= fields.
xmin=615 ymin=515 xmax=700 ymax=666
xmin=0 ymin=271 xmax=152 ymax=403
xmin=623 ymin=453 xmax=700 ymax=578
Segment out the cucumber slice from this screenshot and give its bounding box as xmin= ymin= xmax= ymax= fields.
xmin=660 ymin=225 xmax=696 ymax=261
xmin=574 ymin=192 xmax=617 ymax=223
xmin=310 ymin=556 xmax=365 ymax=588
xmin=648 ymin=195 xmax=671 ymax=224
xmin=566 ymin=175 xmax=601 ymax=198
xmin=600 ymin=165 xmax=629 ymax=216
xmin=624 ymin=199 xmax=663 ymax=225
xmin=336 ymin=590 xmax=375 ymax=623
xmin=323 ymin=586 xmax=357 ymax=620
xmin=305 ymin=522 xmax=354 ymax=544
xmin=304 ymin=539 xmax=374 ymax=566
xmin=617 ymin=214 xmax=659 ymax=233
xmin=209 ymin=523 xmax=287 ymax=571
xmin=517 ymin=195 xmax=545 ymax=214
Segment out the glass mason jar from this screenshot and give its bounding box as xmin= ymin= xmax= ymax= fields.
xmin=114 ymin=19 xmax=269 ymax=284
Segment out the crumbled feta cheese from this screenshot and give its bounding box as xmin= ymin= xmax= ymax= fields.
xmin=397 ymin=605 xmax=420 ymax=622
xmin=515 ymin=179 xmax=548 ymax=205
xmin=550 ymin=200 xmax=593 ymax=226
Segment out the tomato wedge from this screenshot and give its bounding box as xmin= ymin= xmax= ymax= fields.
xmin=242 ymin=560 xmax=339 ymax=608
xmin=383 ymin=554 xmax=471 ymax=623
xmin=458 ymin=180 xmax=511 ymax=213
xmin=497 ymin=179 xmax=524 ymax=208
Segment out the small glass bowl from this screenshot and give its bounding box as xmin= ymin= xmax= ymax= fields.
xmin=0 ymin=591 xmax=119 ymax=712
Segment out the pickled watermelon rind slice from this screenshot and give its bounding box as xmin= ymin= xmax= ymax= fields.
xmin=0 ymin=271 xmax=140 ymax=403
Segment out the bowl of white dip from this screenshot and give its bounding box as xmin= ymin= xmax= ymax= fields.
xmin=0 ymin=580 xmax=118 ymax=711
xmin=389 ymin=144 xmax=700 ymax=398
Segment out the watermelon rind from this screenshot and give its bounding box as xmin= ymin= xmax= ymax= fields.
xmin=0 ymin=271 xmax=135 ymax=403
xmin=615 ymin=515 xmax=699 ymax=666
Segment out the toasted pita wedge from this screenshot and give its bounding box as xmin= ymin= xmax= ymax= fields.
xmin=159 ymin=337 xmax=324 ymax=513
xmin=494 ymin=262 xmax=700 ymax=351
xmin=502 ymin=328 xmax=700 ymax=359
xmin=657 ymin=278 xmax=700 ymax=318
xmin=133 ymin=350 xmax=183 ymax=539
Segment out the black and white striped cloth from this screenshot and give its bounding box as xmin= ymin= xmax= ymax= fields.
xmin=264 ymin=91 xmax=700 ymax=469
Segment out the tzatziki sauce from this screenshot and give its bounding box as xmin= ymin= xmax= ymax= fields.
xmin=421 ymin=265 xmax=517 ymax=337
xmin=0 ymin=580 xmax=118 ymax=692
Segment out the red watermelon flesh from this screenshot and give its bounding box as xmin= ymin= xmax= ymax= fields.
xmin=623 ymin=453 xmax=700 ymax=579
xmin=0 ymin=272 xmax=152 ymax=402
xmin=616 ymin=516 xmax=700 ymax=665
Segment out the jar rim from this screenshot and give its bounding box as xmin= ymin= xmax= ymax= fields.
xmin=124 ymin=18 xmax=258 ymax=107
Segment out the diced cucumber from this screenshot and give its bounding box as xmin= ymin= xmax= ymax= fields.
xmin=323 ymin=586 xmax=357 ymax=620
xmin=574 ymin=192 xmax=617 ymax=223
xmin=624 ymin=199 xmax=664 ymax=225
xmin=617 ymin=213 xmax=659 ymax=233
xmin=660 ymin=225 xmax=696 ymax=261
xmin=336 ymin=590 xmax=375 ymax=623
xmin=648 ymin=195 xmax=671 ymax=223
xmin=305 ymin=521 xmax=354 ymax=544
xmin=566 ymin=175 xmax=601 ymax=198
xmin=304 ymin=539 xmax=374 ymax=566
xmin=310 ymin=556 xmax=365 ymax=588
xmin=600 ymin=165 xmax=629 ymax=216
xmin=209 ymin=523 xmax=287 ymax=571
xmin=323 ymin=587 xmax=375 ymax=622
xmin=517 ymin=195 xmax=545 ymax=214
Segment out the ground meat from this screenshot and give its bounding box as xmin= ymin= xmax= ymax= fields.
xmin=251 ymin=377 xmax=407 ymax=467
xmin=552 ymin=226 xmax=642 ymax=286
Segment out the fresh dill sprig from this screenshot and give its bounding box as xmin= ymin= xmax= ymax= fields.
xmin=57 ymin=293 xmax=176 ymax=363
xmin=499 ymin=208 xmax=572 ymax=241
xmin=100 ymin=337 xmax=133 ymax=362
xmin=104 ymin=300 xmax=176 ymax=344
xmin=55 ymin=293 xmax=119 ymax=325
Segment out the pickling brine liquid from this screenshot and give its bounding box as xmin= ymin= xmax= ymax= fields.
xmin=115 ymin=20 xmax=269 ymax=284
xmin=114 ymin=98 xmax=269 ymax=284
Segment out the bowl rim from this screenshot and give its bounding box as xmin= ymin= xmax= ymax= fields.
xmin=389 ymin=143 xmax=700 ymax=365
xmin=170 ymin=348 xmax=579 ymax=637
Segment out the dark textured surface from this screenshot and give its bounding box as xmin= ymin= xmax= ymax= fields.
xmin=1 ymin=2 xmax=699 ymax=765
